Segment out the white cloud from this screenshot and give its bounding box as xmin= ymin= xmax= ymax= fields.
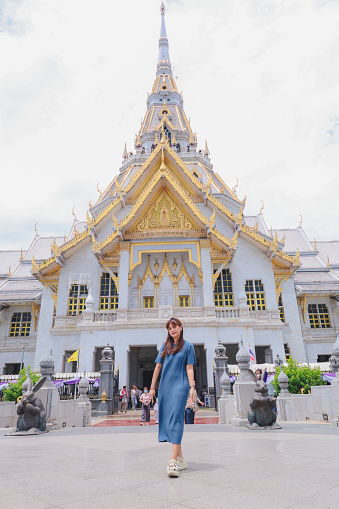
xmin=0 ymin=0 xmax=339 ymax=250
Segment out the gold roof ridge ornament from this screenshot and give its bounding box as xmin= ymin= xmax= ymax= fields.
xmin=232 ymin=178 xmax=239 ymax=194
xmin=34 ymin=222 xmax=38 ymax=235
xmin=327 ymin=256 xmax=330 ymax=268
xmin=72 ymin=207 xmax=76 ymax=219
xmin=299 ymin=214 xmax=303 ymax=228
xmin=314 ymin=238 xmax=317 ymax=251
xmin=97 ymin=183 xmax=102 ymax=196
xmin=295 ymin=248 xmax=300 ymax=266
xmin=260 ymin=200 xmax=264 ymax=215
xmin=8 ymin=266 xmax=11 ymax=277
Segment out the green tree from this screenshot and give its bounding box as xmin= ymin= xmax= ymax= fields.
xmin=272 ymin=357 xmax=326 ymax=395
xmin=2 ymin=367 xmax=41 ymax=402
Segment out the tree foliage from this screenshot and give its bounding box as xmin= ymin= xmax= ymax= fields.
xmin=2 ymin=367 xmax=41 ymax=402
xmin=272 ymin=357 xmax=326 ymax=395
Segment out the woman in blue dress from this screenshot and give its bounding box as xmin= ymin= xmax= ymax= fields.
xmin=150 ymin=317 xmax=196 ymax=477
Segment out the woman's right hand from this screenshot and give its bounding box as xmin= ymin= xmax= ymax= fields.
xmin=149 ymin=387 xmax=155 ymax=403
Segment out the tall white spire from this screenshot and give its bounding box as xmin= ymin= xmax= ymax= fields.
xmin=157 ymin=2 xmax=172 ymax=77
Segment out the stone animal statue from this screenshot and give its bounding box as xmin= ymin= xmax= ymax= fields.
xmin=248 ymin=380 xmax=277 ymax=428
xmin=16 ymin=375 xmax=47 ymax=432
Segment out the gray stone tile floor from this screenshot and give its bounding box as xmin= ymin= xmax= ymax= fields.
xmin=0 ymin=421 xmax=338 ymax=509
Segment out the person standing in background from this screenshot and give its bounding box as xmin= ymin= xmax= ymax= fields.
xmin=120 ymin=385 xmax=128 ymax=413
xmin=131 ymin=385 xmax=138 ymax=411
xmin=140 ymin=387 xmax=151 ymax=425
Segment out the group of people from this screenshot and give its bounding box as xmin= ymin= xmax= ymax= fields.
xmin=119 ymin=384 xmax=159 ymax=426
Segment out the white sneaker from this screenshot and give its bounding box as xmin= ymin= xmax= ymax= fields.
xmin=176 ymin=456 xmax=187 ymax=471
xmin=167 ymin=461 xmax=180 ymax=477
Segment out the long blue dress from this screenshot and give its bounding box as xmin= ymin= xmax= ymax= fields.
xmin=155 ymin=340 xmax=196 ymax=444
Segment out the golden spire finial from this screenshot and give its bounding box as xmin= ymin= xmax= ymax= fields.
xmin=314 ymin=238 xmax=317 ymax=251
xmin=20 ymin=248 xmax=23 ymax=261
xmin=136 ymin=132 xmax=142 ymax=147
xmin=204 ymin=140 xmax=210 ymax=156
xmin=260 ymin=200 xmax=264 ymax=214
xmin=299 ymin=214 xmax=303 ymax=227
xmin=97 ymin=183 xmax=102 ymax=195
xmin=327 ymin=256 xmax=330 ymax=268
xmin=122 ymin=142 xmax=128 ymax=159
xmin=8 ymin=266 xmax=11 ymax=277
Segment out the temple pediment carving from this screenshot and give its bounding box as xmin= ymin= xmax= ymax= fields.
xmin=125 ymin=188 xmax=205 ymax=239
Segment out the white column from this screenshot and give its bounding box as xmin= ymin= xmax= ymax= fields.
xmin=200 ymin=240 xmax=214 ymax=307
xmin=34 ymin=286 xmax=55 ymax=370
xmin=118 ymin=242 xmax=130 ymax=310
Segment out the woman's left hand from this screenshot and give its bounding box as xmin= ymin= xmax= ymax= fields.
xmin=189 ymin=386 xmax=195 ymax=402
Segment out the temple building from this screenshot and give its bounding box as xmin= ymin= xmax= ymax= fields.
xmin=1 ymin=4 xmax=338 ymax=389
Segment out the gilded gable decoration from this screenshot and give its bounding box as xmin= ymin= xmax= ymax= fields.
xmin=125 ymin=188 xmax=205 ymax=240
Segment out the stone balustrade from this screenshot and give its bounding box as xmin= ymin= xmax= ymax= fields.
xmin=51 ymin=306 xmax=289 ymax=329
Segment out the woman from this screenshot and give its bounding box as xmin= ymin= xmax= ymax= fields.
xmin=131 ymin=385 xmax=138 ymax=411
xmin=139 ymin=387 xmax=151 ymax=425
xmin=150 ymin=317 xmax=196 ymax=477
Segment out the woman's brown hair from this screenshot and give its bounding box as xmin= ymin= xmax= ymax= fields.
xmin=161 ymin=317 xmax=185 ymax=358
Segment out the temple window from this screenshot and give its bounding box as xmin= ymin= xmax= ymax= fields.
xmin=308 ymin=304 xmax=331 ymax=328
xmin=278 ymin=294 xmax=285 ymax=322
xmin=9 ymin=312 xmax=32 ymax=337
xmin=245 ymin=280 xmax=266 ymax=311
xmin=179 ymin=295 xmax=190 ymax=307
xmin=100 ymin=273 xmax=119 ymax=310
xmin=214 ymin=269 xmax=234 ymax=307
xmin=68 ymin=284 xmax=88 ymax=316
xmin=143 ymin=296 xmax=154 ymax=308
xmin=163 ymin=125 xmax=171 ymax=144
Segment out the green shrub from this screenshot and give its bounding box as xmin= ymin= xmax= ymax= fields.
xmin=2 ymin=367 xmax=41 ymax=402
xmin=272 ymin=357 xmax=326 ymax=395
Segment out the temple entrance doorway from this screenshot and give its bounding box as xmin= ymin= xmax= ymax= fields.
xmin=128 ymin=344 xmax=207 ymax=393
xmin=129 ymin=346 xmax=158 ymax=389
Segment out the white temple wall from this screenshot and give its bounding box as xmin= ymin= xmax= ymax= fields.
xmin=306 ymin=341 xmax=335 ymax=363
xmin=56 ymin=244 xmax=101 ymax=316
xmin=281 ymin=278 xmax=307 ymax=362
xmin=230 ymin=237 xmax=278 ymax=310
xmin=252 ymin=328 xmax=285 ymax=361
xmin=51 ymin=332 xmax=81 ymax=372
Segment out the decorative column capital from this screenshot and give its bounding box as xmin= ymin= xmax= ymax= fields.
xmin=200 ymin=239 xmax=211 ymax=250
xmin=119 ymin=241 xmax=131 ymax=252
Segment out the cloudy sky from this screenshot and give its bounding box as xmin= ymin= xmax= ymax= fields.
xmin=1 ymin=0 xmax=339 ymax=251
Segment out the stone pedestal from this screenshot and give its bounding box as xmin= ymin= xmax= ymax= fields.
xmin=218 ymin=369 xmax=232 ymax=424
xmin=98 ymin=345 xmax=115 ymax=415
xmin=232 ymin=340 xmax=256 ymax=427
xmin=214 ymin=341 xmax=228 ymax=401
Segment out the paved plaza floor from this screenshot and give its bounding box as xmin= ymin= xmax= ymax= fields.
xmin=0 ymin=421 xmax=339 ymax=509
